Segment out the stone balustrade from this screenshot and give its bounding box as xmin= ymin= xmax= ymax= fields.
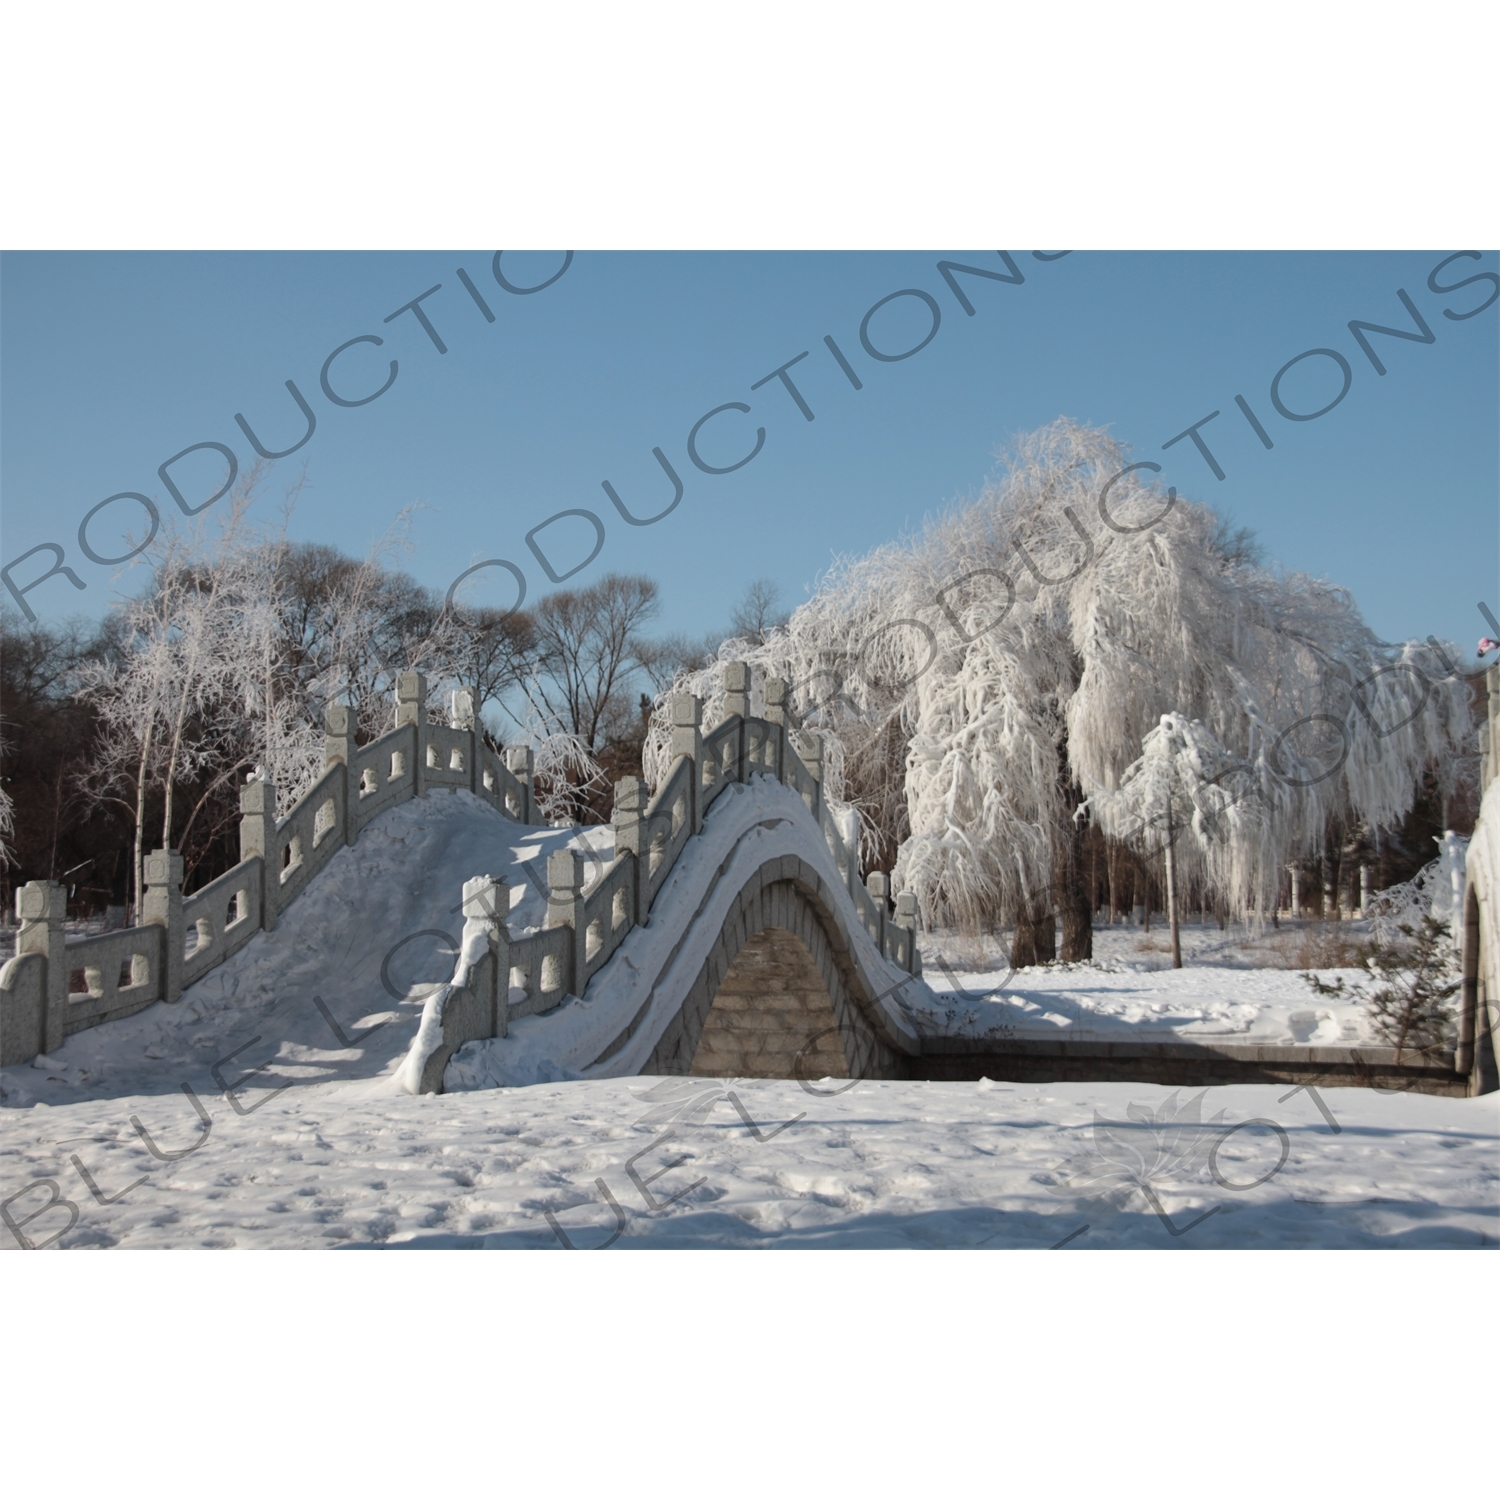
xmin=1 ymin=677 xmax=542 ymax=1066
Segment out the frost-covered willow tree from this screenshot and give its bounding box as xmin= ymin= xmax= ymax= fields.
xmin=645 ymin=420 xmax=1473 ymax=961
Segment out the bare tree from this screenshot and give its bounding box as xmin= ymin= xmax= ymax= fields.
xmin=448 ymin=605 xmax=537 ymax=724
xmin=76 ymin=482 xmax=257 ymax=919
xmin=522 ymin=574 xmax=660 ymax=749
xmin=1 ymin=612 xmax=115 ymax=908
xmin=730 ymin=578 xmax=789 ymax=645
xmin=635 ymin=631 xmax=714 ymax=695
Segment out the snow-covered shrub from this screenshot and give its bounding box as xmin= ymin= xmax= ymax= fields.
xmin=1305 ymin=915 xmax=1459 ymax=1061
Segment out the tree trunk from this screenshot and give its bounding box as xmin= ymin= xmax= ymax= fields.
xmin=1164 ymin=804 xmax=1182 ymax=969
xmin=1054 ymin=783 xmax=1093 ymax=962
xmin=132 ymin=722 xmax=154 ymax=925
xmin=1057 ymin=854 xmax=1093 ymax=962
xmin=49 ymin=763 xmax=65 ymax=879
xmin=1012 ymin=904 xmax=1056 ymax=967
xmin=1059 ymin=890 xmax=1092 ymax=962
xmin=162 ymin=693 xmax=188 ymax=852
xmin=1011 ymin=916 xmax=1036 ymax=970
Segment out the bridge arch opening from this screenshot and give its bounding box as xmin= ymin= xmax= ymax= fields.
xmin=640 ymin=868 xmax=908 ymax=1082
xmin=690 ymin=926 xmax=850 ymax=1079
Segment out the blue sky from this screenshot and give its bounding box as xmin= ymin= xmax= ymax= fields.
xmin=2 ymin=250 xmax=1496 ymax=659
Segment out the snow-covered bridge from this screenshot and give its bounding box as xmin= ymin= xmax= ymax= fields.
xmin=0 ymin=665 xmax=927 ymax=1096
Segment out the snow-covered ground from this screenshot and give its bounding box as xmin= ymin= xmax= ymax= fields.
xmin=3 ymin=1072 xmax=1494 ymax=1249
xmin=915 ymin=920 xmax=1403 ymax=1046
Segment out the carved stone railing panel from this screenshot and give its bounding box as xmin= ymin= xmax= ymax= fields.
xmin=181 ymin=856 xmax=265 ymax=988
xmin=59 ymin=925 xmax=166 ymax=1035
xmin=270 ymin=762 xmax=347 ymax=916
xmin=581 ymin=855 xmax=637 ymax=987
xmin=349 ymin=724 xmax=419 ymax=837
xmin=505 ymin=925 xmax=573 ymax=1021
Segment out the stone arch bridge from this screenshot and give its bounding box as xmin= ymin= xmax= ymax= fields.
xmin=2 ymin=663 xmax=928 ymax=1095
xmin=397 ymin=662 xmax=925 ymax=1092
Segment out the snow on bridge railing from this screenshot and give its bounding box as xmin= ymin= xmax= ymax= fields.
xmin=0 ymin=669 xmax=544 ymax=1068
xmin=401 ymin=662 xmax=926 ymax=1093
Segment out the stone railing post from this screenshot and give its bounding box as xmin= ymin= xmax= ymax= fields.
xmin=16 ymin=880 xmax=67 ymax=1054
xmin=671 ymin=693 xmax=703 ymax=833
xmin=241 ymin=771 xmax=278 ymax=931
xmin=462 ymin=873 xmax=510 ymax=1039
xmin=493 ymin=899 xmax=512 ymax=1040
xmin=396 ymin=670 xmax=428 ymax=797
xmin=723 ymin=660 xmax=750 ymax=781
xmin=613 ymin=775 xmax=650 ymax=924
xmin=723 ymin=660 xmax=750 ymax=720
xmin=866 ymin=870 xmax=889 ymax=954
xmin=506 ymin=744 xmax=536 ymax=824
xmin=795 ymin=729 xmax=823 ymax=820
xmin=764 ymin=675 xmax=789 ymax=779
xmin=547 ymin=850 xmax=588 ymax=996
xmin=894 ymin=890 xmax=922 ymax=976
xmin=450 ymin=688 xmax=481 ymax=795
xmin=324 ymin=701 xmax=356 ymax=845
xmin=142 ymin=848 xmax=185 ymax=1004
xmin=395 ymin=669 xmax=428 ymax=728
xmin=324 ymin=700 xmax=356 ymax=768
